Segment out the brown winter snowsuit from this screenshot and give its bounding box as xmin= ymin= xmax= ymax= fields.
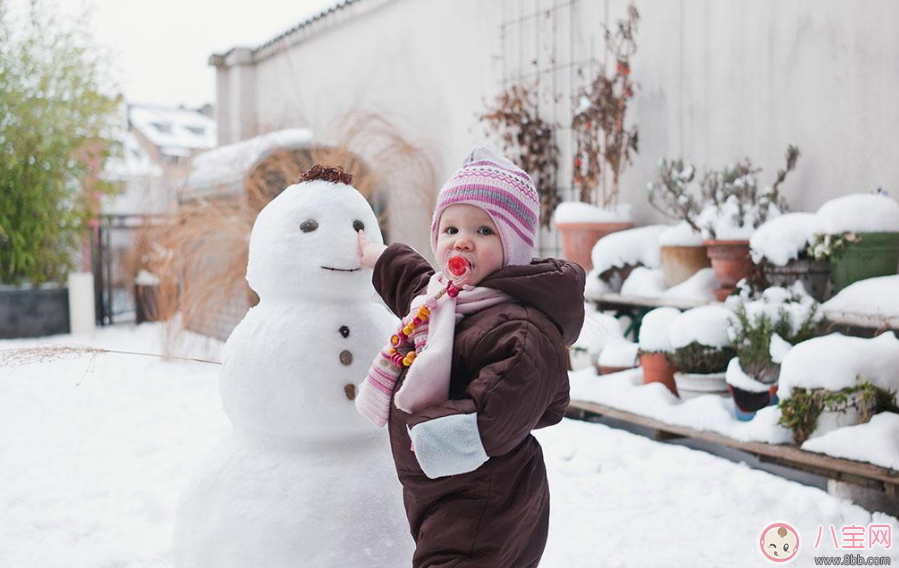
xmin=372 ymin=243 xmax=586 ymax=568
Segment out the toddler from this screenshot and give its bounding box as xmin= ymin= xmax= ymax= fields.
xmin=356 ymin=147 xmax=585 ymax=568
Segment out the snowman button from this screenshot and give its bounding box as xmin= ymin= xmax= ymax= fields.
xmin=339 ymin=350 xmax=353 ymax=366
xmin=339 ymin=325 xmax=350 ymax=338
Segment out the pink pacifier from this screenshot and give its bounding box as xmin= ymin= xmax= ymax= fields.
xmin=443 ymin=253 xmax=472 ymax=293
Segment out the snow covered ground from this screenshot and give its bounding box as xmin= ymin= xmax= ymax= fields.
xmin=0 ymin=323 xmax=896 ymax=568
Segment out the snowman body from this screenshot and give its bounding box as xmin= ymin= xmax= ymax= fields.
xmin=173 ymin=178 xmax=413 ymax=567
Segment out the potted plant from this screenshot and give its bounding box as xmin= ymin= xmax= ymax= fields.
xmin=649 ymin=146 xmax=800 ymax=300
xmin=750 ymin=212 xmax=832 ymax=302
xmin=808 ymin=192 xmax=899 ymax=293
xmin=647 ymin=160 xmax=710 ymax=286
xmin=669 ymin=306 xmax=737 ymax=399
xmin=725 ymin=284 xmax=824 ymax=421
xmin=479 ymin=83 xmax=560 ymax=232
xmin=0 ymin=5 xmax=119 ymax=338
xmin=589 ymin=224 xmax=668 ymax=293
xmin=597 ymin=338 xmax=639 ymax=375
xmin=555 ymin=3 xmax=640 ymax=271
xmin=776 ymin=331 xmax=899 ymax=443
xmin=637 ymin=307 xmax=681 ymax=396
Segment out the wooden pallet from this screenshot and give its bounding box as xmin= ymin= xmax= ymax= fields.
xmin=567 ymin=400 xmax=899 ymax=496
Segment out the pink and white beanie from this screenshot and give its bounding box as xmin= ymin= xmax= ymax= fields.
xmin=429 ymin=147 xmax=540 ymax=267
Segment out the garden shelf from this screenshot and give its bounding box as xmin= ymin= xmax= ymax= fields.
xmin=566 ymin=400 xmax=899 ymax=498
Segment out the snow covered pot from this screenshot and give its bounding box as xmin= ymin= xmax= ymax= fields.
xmin=750 ymin=212 xmax=832 ymax=302
xmin=669 ymin=305 xmax=737 ymax=399
xmin=809 ymin=193 xmax=899 ymax=293
xmin=571 ymin=308 xmax=626 ymax=371
xmin=724 ymin=284 xmax=824 ymax=421
xmin=777 ymin=332 xmax=899 ymax=444
xmin=554 ymin=202 xmax=634 ymax=272
xmin=658 ymin=222 xmax=710 ymax=287
xmin=172 ymin=167 xmax=413 ymax=568
xmin=648 ymin=148 xmax=800 ymax=300
xmin=586 ymin=224 xmax=666 ymax=293
xmin=637 ymin=307 xmax=681 ymax=396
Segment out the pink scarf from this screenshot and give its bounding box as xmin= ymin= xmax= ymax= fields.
xmin=356 ymin=273 xmax=512 ymax=427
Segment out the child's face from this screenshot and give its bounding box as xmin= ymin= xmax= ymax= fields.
xmin=435 ymin=204 xmax=504 ymax=286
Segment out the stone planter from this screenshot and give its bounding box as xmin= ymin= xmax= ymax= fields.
xmin=0 ymin=284 xmax=70 ymax=339
xmin=639 ymin=351 xmax=678 ymax=396
xmin=557 ymin=221 xmax=634 ymax=272
xmin=811 ymin=391 xmax=870 ymax=439
xmin=673 ymin=371 xmax=728 ymax=400
xmin=761 ymin=257 xmax=832 ymax=302
xmin=728 ymin=384 xmax=779 ymax=422
xmin=830 ymin=232 xmax=899 ymax=293
xmin=704 ymin=240 xmax=753 ymax=301
xmin=659 ymin=245 xmax=712 ymax=288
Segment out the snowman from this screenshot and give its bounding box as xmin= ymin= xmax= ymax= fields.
xmin=172 ymin=166 xmax=413 ymax=568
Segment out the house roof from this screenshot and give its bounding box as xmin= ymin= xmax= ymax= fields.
xmin=210 ymin=0 xmax=396 ymax=66
xmin=128 ymin=104 xmax=217 ymax=158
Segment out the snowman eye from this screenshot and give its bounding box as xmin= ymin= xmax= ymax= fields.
xmin=300 ymin=219 xmax=319 ymax=233
xmin=353 ymin=220 xmax=364 ymax=232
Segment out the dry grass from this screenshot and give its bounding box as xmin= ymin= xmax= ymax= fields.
xmin=127 ymin=111 xmax=436 ymax=353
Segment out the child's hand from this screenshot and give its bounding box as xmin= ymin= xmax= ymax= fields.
xmin=358 ymin=230 xmax=387 ymax=269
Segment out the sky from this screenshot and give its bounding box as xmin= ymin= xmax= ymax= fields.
xmin=7 ymin=0 xmax=340 ymax=108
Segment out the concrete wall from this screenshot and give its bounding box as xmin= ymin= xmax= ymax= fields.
xmin=212 ymin=0 xmax=899 ymax=257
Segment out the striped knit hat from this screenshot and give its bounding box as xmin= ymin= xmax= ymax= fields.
xmin=430 ymin=147 xmax=539 ymax=267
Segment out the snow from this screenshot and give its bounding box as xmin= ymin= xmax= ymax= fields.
xmin=659 ymin=221 xmax=704 ymax=246
xmin=802 ymin=413 xmax=899 ymax=470
xmin=698 ymin=197 xmax=778 ymax=241
xmin=750 ymin=212 xmax=819 ymax=266
xmin=725 ymin=357 xmax=771 ymax=393
xmin=619 ymin=266 xmax=665 ymax=296
xmin=638 ymin=307 xmax=681 ymax=353
xmin=726 ymin=283 xmax=821 ymax=340
xmin=662 ymin=268 xmax=718 ymax=301
xmin=135 ymin=269 xmax=160 ymax=286
xmin=590 ymin=224 xmax=668 ymax=275
xmin=128 ymin=104 xmax=216 ymax=156
xmin=778 ymin=332 xmax=899 ymax=396
xmin=1 ymin=327 xmax=897 ymax=567
xmin=553 ymin=201 xmax=633 ymax=224
xmin=815 ymin=193 xmax=899 ymax=234
xmin=669 ymin=305 xmax=735 ymax=349
xmin=769 ymin=333 xmax=793 ymax=364
xmin=185 ymin=128 xmax=314 ymax=197
xmin=822 ymin=275 xmax=899 ymax=318
xmin=572 ymin=308 xmax=623 ymax=354
xmin=617 ymin=266 xmax=718 ymax=302
xmin=597 ymin=338 xmax=639 ymax=368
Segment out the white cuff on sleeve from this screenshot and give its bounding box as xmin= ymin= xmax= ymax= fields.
xmin=409 ymin=413 xmax=489 ymax=479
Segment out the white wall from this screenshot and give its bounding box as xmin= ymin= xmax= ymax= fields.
xmin=214 ymin=0 xmax=899 ymax=256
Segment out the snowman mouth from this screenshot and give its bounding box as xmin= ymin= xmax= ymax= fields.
xmin=321 ymin=266 xmax=361 ymax=273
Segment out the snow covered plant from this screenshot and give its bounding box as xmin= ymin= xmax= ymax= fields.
xmin=778 ymin=381 xmax=898 ymax=444
xmin=726 ymin=284 xmax=824 ymax=385
xmin=480 ymin=83 xmax=560 ymax=227
xmin=806 ymin=232 xmax=861 ymax=261
xmin=669 ymin=306 xmax=737 ymax=374
xmin=647 ymin=146 xmax=800 ymax=240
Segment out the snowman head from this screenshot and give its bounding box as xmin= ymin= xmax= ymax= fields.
xmin=247 ymin=166 xmax=384 ymax=301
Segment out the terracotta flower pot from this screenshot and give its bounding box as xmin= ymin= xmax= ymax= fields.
xmin=704 ymin=239 xmax=753 ymax=301
xmin=659 ymin=245 xmax=712 ymax=288
xmin=557 ymin=221 xmax=635 ymax=272
xmin=639 ymin=352 xmax=678 ymax=396
xmin=596 ymin=364 xmax=636 ymax=375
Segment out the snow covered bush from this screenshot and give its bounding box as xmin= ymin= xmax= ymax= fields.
xmin=777 ymin=332 xmax=899 ymax=443
xmin=647 ymin=146 xmax=800 ymax=240
xmin=638 ymin=307 xmax=680 ymax=355
xmin=726 ymin=284 xmax=824 ymax=385
xmin=750 ymin=212 xmax=819 ymax=266
xmin=669 ymin=306 xmax=736 ymax=374
xmin=589 ymin=225 xmax=667 ymax=289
